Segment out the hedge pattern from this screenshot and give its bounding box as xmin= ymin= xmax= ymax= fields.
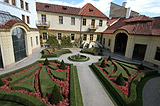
xmin=90 ymin=57 xmax=158 ymax=106
xmin=41 ymin=48 xmax=72 ymax=58
xmin=0 ymin=60 xmax=83 ymax=106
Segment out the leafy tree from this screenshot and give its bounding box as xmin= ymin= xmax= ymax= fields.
xmin=49 ymin=85 xmax=64 ymax=105
xmin=100 ymin=60 xmax=106 ymax=68
xmin=44 ymin=58 xmax=49 ymax=65
xmin=46 ymin=35 xmax=60 ymax=48
xmin=61 ymin=36 xmax=72 ymax=48
xmin=115 ymin=73 xmax=126 ymax=86
xmin=59 ymin=60 xmax=66 ymax=70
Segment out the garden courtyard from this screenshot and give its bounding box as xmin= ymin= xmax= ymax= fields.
xmin=0 ymin=47 xmax=160 ymax=106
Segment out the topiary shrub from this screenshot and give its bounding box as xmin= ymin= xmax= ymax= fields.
xmin=115 ymin=73 xmax=126 ymax=86
xmin=59 ymin=60 xmax=66 ymax=70
xmin=138 ymin=63 xmax=144 ymax=70
xmin=48 ymin=85 xmax=64 ymax=105
xmin=100 ymin=60 xmax=106 ymax=68
xmin=0 ymin=79 xmax=5 ymax=86
xmin=107 ymin=55 xmax=112 ymax=61
xmin=44 ymin=58 xmax=49 ymax=65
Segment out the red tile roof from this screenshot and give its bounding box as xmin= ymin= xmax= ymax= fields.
xmin=36 ymin=2 xmax=81 ymax=15
xmin=36 ymin=2 xmax=108 ymax=18
xmin=104 ymin=15 xmax=160 ymax=36
xmin=0 ymin=19 xmax=22 ymax=29
xmin=79 ymin=3 xmax=108 ymax=18
xmin=107 ymin=17 xmax=119 ymax=26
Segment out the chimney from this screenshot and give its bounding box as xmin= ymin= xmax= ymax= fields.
xmin=126 ymin=7 xmax=131 ymax=19
xmin=122 ymin=2 xmax=127 ymax=7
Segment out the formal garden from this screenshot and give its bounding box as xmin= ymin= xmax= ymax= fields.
xmin=0 ymin=59 xmax=83 ymax=106
xmin=90 ymin=56 xmax=160 ymax=106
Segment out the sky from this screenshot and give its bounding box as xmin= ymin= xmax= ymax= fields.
xmin=36 ymin=0 xmax=160 ymax=17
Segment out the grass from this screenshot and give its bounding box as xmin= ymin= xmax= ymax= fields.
xmin=0 ymin=100 xmax=24 ymax=106
xmin=50 ymin=69 xmax=66 ymax=81
xmin=90 ymin=57 xmax=160 ymax=106
xmin=39 ymin=66 xmax=56 ymax=98
xmin=12 ymin=75 xmax=36 ymax=92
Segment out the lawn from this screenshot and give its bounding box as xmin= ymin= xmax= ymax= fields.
xmin=90 ymin=57 xmax=160 ymax=106
xmin=0 ymin=60 xmax=83 ymax=106
xmin=41 ymin=48 xmax=72 ymax=58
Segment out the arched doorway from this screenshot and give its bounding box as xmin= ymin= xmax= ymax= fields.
xmin=114 ymin=33 xmax=128 ymax=55
xmin=12 ymin=27 xmax=27 ymax=62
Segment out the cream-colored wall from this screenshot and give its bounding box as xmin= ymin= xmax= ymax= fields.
xmin=81 ymin=16 xmax=108 ymax=32
xmin=37 ymin=11 xmax=81 ymax=31
xmin=37 ymin=11 xmax=108 ymax=33
xmin=103 ymin=30 xmax=160 ymax=66
xmin=0 ymin=24 xmax=40 ymax=69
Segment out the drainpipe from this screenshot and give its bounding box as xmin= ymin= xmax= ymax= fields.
xmin=79 ymin=15 xmax=83 ymax=47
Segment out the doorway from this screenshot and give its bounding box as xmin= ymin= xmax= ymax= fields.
xmin=114 ymin=33 xmax=128 ymax=55
xmin=91 ymin=19 xmax=95 ymax=28
xmin=0 ymin=47 xmax=3 ymax=68
xmin=132 ymin=44 xmax=147 ymax=61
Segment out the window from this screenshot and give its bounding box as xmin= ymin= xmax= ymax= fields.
xmin=83 ymin=19 xmax=86 ymax=26
xmin=59 ymin=16 xmax=63 ymax=24
xmin=41 ymin=15 xmax=46 ymax=24
xmin=155 ymin=47 xmax=160 ymax=61
xmin=89 ymin=9 xmax=93 ymax=13
xmin=36 ymin=36 xmax=38 ymax=45
xmin=62 ymin=6 xmax=67 ymax=10
xmin=25 ymin=2 xmax=28 ymax=11
xmin=12 ymin=0 xmax=16 ymax=6
xmin=71 ymin=34 xmax=75 ymax=40
xmin=4 ymin=0 xmax=9 ymax=3
xmin=58 ymin=33 xmax=62 ymax=40
xmin=71 ymin=17 xmax=75 ymax=25
xmin=90 ymin=34 xmax=93 ymax=41
xmin=12 ymin=28 xmax=26 ymax=62
xmin=97 ymin=35 xmax=100 ymax=41
xmin=20 ymin=0 xmax=24 ymax=9
xmin=43 ymin=32 xmax=47 ymax=40
xmin=22 ymin=15 xmax=25 ymax=22
xmin=45 ymin=5 xmax=50 ymax=8
xmin=99 ymin=20 xmax=103 ymax=27
xmin=108 ymin=39 xmax=111 ymax=46
xmin=31 ymin=37 xmax=33 ymax=47
xmin=83 ymin=34 xmax=87 ymax=40
xmin=27 ymin=16 xmax=30 ymax=24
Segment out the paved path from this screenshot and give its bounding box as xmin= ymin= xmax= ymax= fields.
xmin=1 ymin=48 xmax=160 ymax=106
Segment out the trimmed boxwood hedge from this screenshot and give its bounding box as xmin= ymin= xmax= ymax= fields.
xmin=41 ymin=48 xmax=72 ymax=58
xmin=0 ymin=60 xmax=83 ymax=106
xmin=90 ymin=57 xmax=159 ymax=106
xmin=80 ymin=47 xmax=103 ymax=56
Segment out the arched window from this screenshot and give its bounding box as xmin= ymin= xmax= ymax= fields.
xmin=12 ymin=27 xmax=26 ymax=62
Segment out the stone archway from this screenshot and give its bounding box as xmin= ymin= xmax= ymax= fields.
xmin=114 ymin=33 xmax=128 ymax=55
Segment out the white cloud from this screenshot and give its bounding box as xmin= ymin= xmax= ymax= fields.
xmin=36 ymin=0 xmax=112 ymax=14
xmin=126 ymin=0 xmax=160 ymax=15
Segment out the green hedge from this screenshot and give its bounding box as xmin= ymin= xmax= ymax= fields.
xmin=70 ymin=65 xmax=83 ymax=106
xmin=90 ymin=57 xmax=159 ymax=106
xmin=80 ymin=47 xmax=103 ymax=56
xmin=0 ymin=91 xmax=47 ymax=106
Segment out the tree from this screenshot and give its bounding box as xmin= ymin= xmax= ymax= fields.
xmin=61 ymin=36 xmax=72 ymax=48
xmin=59 ymin=60 xmax=66 ymax=70
xmin=44 ymin=58 xmax=49 ymax=65
xmin=46 ymin=35 xmax=60 ymax=48
xmin=115 ymin=73 xmax=126 ymax=86
xmin=49 ymin=85 xmax=64 ymax=105
xmin=107 ymin=55 xmax=112 ymax=61
xmin=100 ymin=60 xmax=106 ymax=68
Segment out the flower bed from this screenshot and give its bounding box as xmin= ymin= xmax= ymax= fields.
xmin=0 ymin=60 xmax=83 ymax=106
xmin=90 ymin=57 xmax=159 ymax=106
xmin=41 ymin=48 xmax=72 ymax=58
